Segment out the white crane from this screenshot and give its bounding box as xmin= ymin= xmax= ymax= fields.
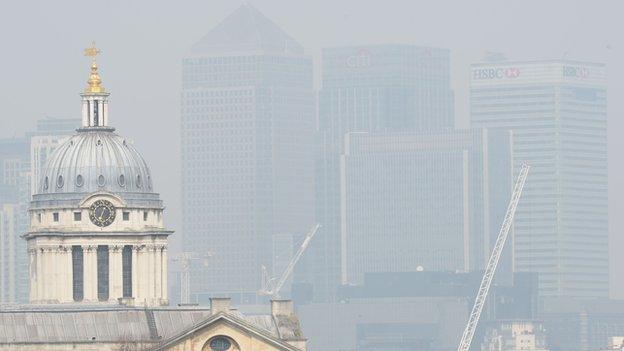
xmin=457 ymin=163 xmax=530 ymax=351
xmin=171 ymin=251 xmax=213 ymax=304
xmin=259 ymin=224 xmax=321 ymax=298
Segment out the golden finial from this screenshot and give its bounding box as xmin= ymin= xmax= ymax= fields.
xmin=84 ymin=41 xmax=105 ymax=94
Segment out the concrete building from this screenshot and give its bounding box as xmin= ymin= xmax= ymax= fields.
xmin=0 ymin=198 xmax=19 ymax=303
xmin=339 ymin=129 xmax=512 ymax=285
xmin=481 ymin=320 xmax=550 ymax=351
xmin=0 ymin=118 xmax=79 ymax=303
xmin=0 ymin=138 xmax=28 ymax=303
xmin=180 ymin=4 xmax=315 ymax=304
xmin=539 ymin=298 xmax=624 ymax=351
xmin=298 ymin=271 xmax=538 ymax=351
xmin=304 ymin=44 xmax=455 ymax=302
xmin=470 ymin=60 xmax=609 ymax=299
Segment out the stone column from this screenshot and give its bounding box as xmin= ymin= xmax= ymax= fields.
xmin=83 ymin=245 xmax=97 ymax=302
xmin=54 ymin=247 xmax=63 ymax=302
xmin=42 ymin=248 xmax=52 ymax=300
xmin=65 ymin=246 xmax=73 ymax=302
xmin=35 ymin=247 xmax=43 ymax=302
xmin=109 ymin=245 xmax=123 ymax=301
xmin=132 ymin=245 xmax=139 ymax=300
xmin=28 ymin=248 xmax=37 ymax=302
xmin=137 ymin=245 xmax=149 ymax=304
xmin=161 ymin=246 xmax=168 ymax=301
xmin=147 ymin=245 xmax=155 ymax=301
xmin=154 ymin=245 xmax=162 ymax=302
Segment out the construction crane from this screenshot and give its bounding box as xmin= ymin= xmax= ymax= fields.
xmin=171 ymin=251 xmax=213 ymax=304
xmin=457 ymin=163 xmax=530 ymax=351
xmin=259 ymin=224 xmax=321 ymax=298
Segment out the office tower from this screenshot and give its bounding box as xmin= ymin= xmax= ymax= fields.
xmin=0 ymin=138 xmax=28 ymax=188
xmin=471 ymin=60 xmax=608 ymax=298
xmin=340 ymin=129 xmax=512 ymax=284
xmin=181 ymin=4 xmax=315 ymax=303
xmin=0 ymin=118 xmax=79 ymax=303
xmin=0 ymin=138 xmax=28 ymax=302
xmin=304 ymin=45 xmax=455 ymax=302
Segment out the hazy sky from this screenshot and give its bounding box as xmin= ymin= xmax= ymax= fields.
xmin=0 ymin=0 xmax=622 ymax=297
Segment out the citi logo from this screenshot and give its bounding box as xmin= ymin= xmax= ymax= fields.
xmin=346 ymin=49 xmax=372 ymax=68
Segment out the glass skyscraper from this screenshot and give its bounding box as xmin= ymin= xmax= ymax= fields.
xmin=340 ymin=129 xmax=512 ymax=285
xmin=471 ymin=60 xmax=608 ymax=298
xmin=303 ymin=45 xmax=455 ymax=302
xmin=181 ymin=5 xmax=315 ymax=303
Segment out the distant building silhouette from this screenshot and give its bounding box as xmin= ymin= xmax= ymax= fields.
xmin=339 ymin=130 xmax=512 ymax=285
xmin=0 ymin=117 xmax=79 ymax=303
xmin=471 ymin=60 xmax=609 ymax=299
xmin=304 ymin=45 xmax=457 ymax=302
xmin=181 ymin=4 xmax=315 ymax=304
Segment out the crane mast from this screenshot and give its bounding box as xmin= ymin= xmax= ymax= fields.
xmin=457 ymin=163 xmax=530 ymax=351
xmin=260 ymin=224 xmax=321 ymax=298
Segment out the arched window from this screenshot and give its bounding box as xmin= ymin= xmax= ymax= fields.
xmin=203 ymin=336 xmax=239 ymax=351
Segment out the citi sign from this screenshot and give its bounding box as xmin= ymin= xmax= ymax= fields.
xmin=473 ymin=67 xmax=520 ymax=80
xmin=346 ymin=49 xmax=372 ymax=68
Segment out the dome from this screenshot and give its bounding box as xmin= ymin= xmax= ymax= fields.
xmin=38 ymin=128 xmax=153 ymax=195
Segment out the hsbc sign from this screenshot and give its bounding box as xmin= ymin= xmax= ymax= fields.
xmin=472 ymin=67 xmax=520 ymax=80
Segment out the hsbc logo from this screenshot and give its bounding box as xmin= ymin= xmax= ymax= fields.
xmin=473 ymin=67 xmax=520 ymax=80
xmin=346 ymin=49 xmax=372 ymax=68
xmin=563 ymin=66 xmax=589 ymax=79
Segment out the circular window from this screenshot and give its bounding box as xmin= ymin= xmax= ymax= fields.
xmin=76 ymin=174 xmax=84 ymax=187
xmin=209 ymin=337 xmax=231 ymax=351
xmin=43 ymin=176 xmax=49 ymax=190
xmin=147 ymin=175 xmax=152 ymax=190
xmin=96 ymin=139 xmax=102 ymax=146
xmin=56 ymin=175 xmax=64 ymax=188
xmin=118 ymin=174 xmax=126 ymax=187
xmin=136 ymin=174 xmax=142 ymax=188
xmin=97 ymin=175 xmax=106 ymax=187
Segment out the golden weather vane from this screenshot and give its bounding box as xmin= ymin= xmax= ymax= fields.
xmin=84 ymin=41 xmax=101 ymax=61
xmin=84 ymin=41 xmax=105 ymax=93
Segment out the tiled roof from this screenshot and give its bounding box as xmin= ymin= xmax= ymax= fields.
xmin=0 ymin=304 xmax=293 ymax=344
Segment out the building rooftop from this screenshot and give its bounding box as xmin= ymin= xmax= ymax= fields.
xmin=0 ymin=302 xmax=304 ymax=345
xmin=191 ymin=4 xmax=304 ymax=55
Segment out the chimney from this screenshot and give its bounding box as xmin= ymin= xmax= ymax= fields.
xmin=271 ymin=299 xmax=294 ymax=317
xmin=210 ymin=297 xmax=231 ymax=315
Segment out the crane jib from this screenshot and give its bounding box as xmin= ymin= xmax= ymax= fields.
xmin=457 ymin=163 xmax=530 ymax=351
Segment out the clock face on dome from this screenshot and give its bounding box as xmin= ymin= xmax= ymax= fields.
xmin=89 ymin=199 xmax=116 ymax=227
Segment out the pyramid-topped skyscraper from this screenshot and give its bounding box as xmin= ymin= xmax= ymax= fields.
xmin=191 ymin=4 xmax=304 ymax=55
xmin=180 ymin=4 xmax=315 ymax=304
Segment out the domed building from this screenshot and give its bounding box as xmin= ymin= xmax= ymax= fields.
xmin=0 ymin=43 xmax=306 ymax=351
xmin=24 ymin=46 xmax=170 ymax=307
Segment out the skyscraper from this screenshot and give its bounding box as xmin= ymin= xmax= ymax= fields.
xmin=304 ymin=45 xmax=455 ymax=301
xmin=0 ymin=137 xmax=28 ymax=302
xmin=0 ymin=118 xmax=79 ymax=303
xmin=471 ymin=60 xmax=608 ymax=298
xmin=340 ymin=129 xmax=512 ymax=285
xmin=181 ymin=5 xmax=315 ymax=303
